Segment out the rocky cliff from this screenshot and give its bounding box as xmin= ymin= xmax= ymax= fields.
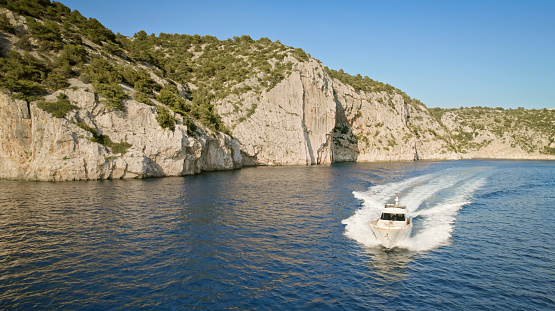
xmin=0 ymin=2 xmax=553 ymax=181
xmin=215 ymin=59 xmax=554 ymax=165
xmin=436 ymin=107 xmax=555 ymax=159
xmin=216 ymin=59 xmax=462 ymax=166
xmin=0 ymin=81 xmax=242 ymax=181
xmin=2 ymin=52 xmax=553 ymax=182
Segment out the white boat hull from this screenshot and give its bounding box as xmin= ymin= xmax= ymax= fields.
xmin=369 ymin=220 xmax=412 ymax=249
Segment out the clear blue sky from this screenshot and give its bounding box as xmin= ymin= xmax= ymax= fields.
xmin=59 ymin=0 xmax=554 ymax=109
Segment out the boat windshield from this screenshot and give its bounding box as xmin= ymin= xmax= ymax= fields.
xmin=381 ymin=213 xmax=406 ymax=221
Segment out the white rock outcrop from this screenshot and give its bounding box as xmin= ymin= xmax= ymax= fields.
xmin=0 ymin=85 xmax=242 ymax=181
xmin=228 ymin=61 xmax=336 ymax=165
xmin=217 ymin=59 xmax=459 ymax=165
xmin=1 ymin=58 xmax=552 ymax=182
xmin=216 ymin=58 xmax=553 ymax=165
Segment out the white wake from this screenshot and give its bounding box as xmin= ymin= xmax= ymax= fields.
xmin=342 ymin=167 xmax=488 ymax=252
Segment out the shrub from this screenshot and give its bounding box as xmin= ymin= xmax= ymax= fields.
xmin=77 ymin=122 xmax=132 ymax=154
xmin=83 ymin=57 xmax=122 ymax=85
xmin=107 ymin=140 xmax=132 ymax=154
xmin=102 ymin=41 xmax=123 ymax=56
xmin=37 ymin=93 xmax=78 ymax=118
xmin=120 ymin=67 xmax=160 ymax=94
xmin=92 ymin=81 xmax=127 ymax=110
xmin=83 ymin=17 xmax=116 ymax=44
xmin=190 ymin=89 xmax=227 ymax=132
xmin=156 ymin=107 xmax=176 ymax=131
xmin=133 ymin=92 xmax=154 ymax=106
xmin=76 ymin=122 xmax=97 ymax=135
xmin=543 ymin=147 xmax=555 ymax=155
xmin=14 ymin=35 xmax=34 ymax=51
xmin=57 ymin=44 xmax=87 ymax=66
xmin=265 ymin=71 xmax=285 ymax=90
xmin=0 ymin=13 xmax=14 ymax=34
xmin=0 ymin=51 xmax=49 ymax=101
xmin=291 ymin=48 xmax=309 ymax=61
xmin=157 ymin=84 xmax=191 ymax=114
xmin=26 ymin=17 xmax=62 ymax=47
xmin=3 ymin=0 xmax=53 ymax=18
xmin=44 ymin=71 xmax=69 ymax=90
xmin=184 ymin=117 xmax=197 ymax=136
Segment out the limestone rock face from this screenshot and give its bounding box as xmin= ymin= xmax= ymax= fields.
xmin=225 ymin=61 xmax=336 ymax=165
xmin=0 ymin=86 xmax=242 ymax=181
xmin=216 ymin=59 xmax=554 ymax=165
xmin=2 ymin=57 xmax=553 ymax=182
xmin=440 ymin=110 xmax=555 ymax=160
xmin=333 ymin=89 xmax=460 ymax=162
xmin=217 ymin=59 xmax=460 ymax=165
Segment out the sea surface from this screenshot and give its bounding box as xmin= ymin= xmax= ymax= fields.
xmin=0 ymin=160 xmax=553 ymax=310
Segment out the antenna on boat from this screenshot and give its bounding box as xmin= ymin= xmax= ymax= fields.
xmin=395 ymin=196 xmax=399 ymax=205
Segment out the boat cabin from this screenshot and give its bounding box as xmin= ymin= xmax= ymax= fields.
xmin=376 ymin=197 xmax=411 ymax=224
xmin=380 ymin=212 xmax=406 ymax=221
xmin=379 ymin=204 xmax=408 ymax=222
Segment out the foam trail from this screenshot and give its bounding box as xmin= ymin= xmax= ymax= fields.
xmin=353 ymin=174 xmax=434 ymax=211
xmin=399 ymin=170 xmax=467 ymax=213
xmin=344 ymin=174 xmax=434 ymax=248
xmin=343 ymin=168 xmax=488 ymax=251
xmin=398 ymin=177 xmax=486 ymax=251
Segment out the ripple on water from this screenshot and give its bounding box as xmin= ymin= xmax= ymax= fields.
xmin=0 ymin=161 xmax=553 ymax=310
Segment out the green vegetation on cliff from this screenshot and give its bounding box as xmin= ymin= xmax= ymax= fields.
xmin=0 ymin=0 xmax=552 ymax=158
xmin=429 ymin=107 xmax=555 ymax=154
xmin=115 ymin=32 xmax=297 ymax=98
xmin=0 ymin=0 xmax=423 ymax=134
xmin=76 ymin=122 xmax=132 ymax=154
xmin=324 ymin=67 xmax=424 ymax=106
xmin=37 ymin=93 xmax=77 ymax=118
xmin=0 ymin=1 xmax=312 ymax=134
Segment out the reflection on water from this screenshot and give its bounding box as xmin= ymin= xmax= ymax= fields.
xmin=366 ymin=248 xmax=412 ymax=285
xmin=0 ymin=166 xmax=355 ymax=309
xmin=0 ymin=179 xmax=195 ymax=309
xmin=0 ymin=161 xmax=553 ymax=310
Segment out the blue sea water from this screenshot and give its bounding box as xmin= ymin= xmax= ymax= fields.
xmin=0 ymin=160 xmax=553 ymax=310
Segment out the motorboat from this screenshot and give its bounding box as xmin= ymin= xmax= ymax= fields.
xmin=369 ymin=196 xmax=412 ymax=249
